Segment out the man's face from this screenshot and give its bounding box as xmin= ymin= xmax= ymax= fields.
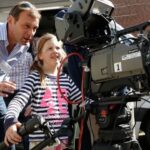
xmin=10 ymin=10 xmax=39 ymax=45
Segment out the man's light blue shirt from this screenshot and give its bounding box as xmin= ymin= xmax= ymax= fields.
xmin=0 ymin=22 xmax=33 ymax=89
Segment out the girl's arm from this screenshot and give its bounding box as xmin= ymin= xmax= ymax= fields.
xmin=4 ymin=72 xmax=37 ymax=145
xmin=68 ymin=75 xmax=82 ymax=101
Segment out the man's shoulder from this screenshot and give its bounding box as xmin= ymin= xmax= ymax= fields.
xmin=0 ymin=22 xmax=7 ymax=40
xmin=0 ymin=22 xmax=6 ymax=31
xmin=0 ymin=22 xmax=5 ymax=26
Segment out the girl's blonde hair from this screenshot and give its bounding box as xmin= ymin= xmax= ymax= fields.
xmin=30 ymin=33 xmax=67 ymax=84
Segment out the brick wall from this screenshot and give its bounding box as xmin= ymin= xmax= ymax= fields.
xmin=111 ymin=0 xmax=150 ymax=28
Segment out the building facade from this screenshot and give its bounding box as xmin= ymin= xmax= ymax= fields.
xmin=112 ymin=0 xmax=150 ymax=28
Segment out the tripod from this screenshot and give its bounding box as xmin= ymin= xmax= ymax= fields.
xmin=89 ymin=95 xmax=142 ymax=150
xmin=92 ymin=124 xmax=142 ymax=150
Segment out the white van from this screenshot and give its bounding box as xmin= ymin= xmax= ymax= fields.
xmin=0 ymin=0 xmax=71 ymax=22
xmin=135 ymin=96 xmax=150 ymax=149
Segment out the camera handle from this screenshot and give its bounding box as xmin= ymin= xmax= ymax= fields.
xmin=0 ymin=113 xmax=86 ymax=150
xmin=31 ymin=113 xmax=86 ymax=150
xmin=0 ymin=116 xmax=45 ymax=150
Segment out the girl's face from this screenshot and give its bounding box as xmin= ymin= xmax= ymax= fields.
xmin=38 ymin=38 xmax=62 ymax=70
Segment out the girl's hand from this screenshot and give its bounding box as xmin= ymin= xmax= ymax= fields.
xmin=4 ymin=122 xmax=22 ymax=146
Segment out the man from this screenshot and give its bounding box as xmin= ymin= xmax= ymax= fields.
xmin=0 ymin=1 xmax=41 ymax=149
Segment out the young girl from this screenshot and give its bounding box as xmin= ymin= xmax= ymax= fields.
xmin=4 ymin=33 xmax=82 ymax=150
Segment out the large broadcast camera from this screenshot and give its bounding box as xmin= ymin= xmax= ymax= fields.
xmin=55 ymin=0 xmax=150 ymax=150
xmin=55 ymin=0 xmax=150 ymax=94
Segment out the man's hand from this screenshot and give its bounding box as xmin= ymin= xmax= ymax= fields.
xmin=0 ymin=81 xmax=16 ymax=97
xmin=4 ymin=122 xmax=22 ymax=146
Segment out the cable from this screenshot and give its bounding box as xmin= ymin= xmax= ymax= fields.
xmin=57 ymin=52 xmax=84 ymax=104
xmin=57 ymin=51 xmax=87 ymax=150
